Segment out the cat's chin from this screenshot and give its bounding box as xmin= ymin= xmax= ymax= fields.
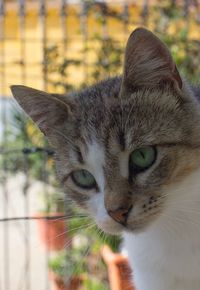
xmin=96 ymin=220 xmax=149 ymax=235
xmin=96 ymin=216 xmax=157 ymax=235
xmin=96 ymin=220 xmax=124 ymax=235
xmin=98 ymin=223 xmax=148 ymax=235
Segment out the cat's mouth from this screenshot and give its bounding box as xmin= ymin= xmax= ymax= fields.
xmin=97 ymin=207 xmax=162 ymax=235
xmin=90 ymin=193 xmax=163 ymax=235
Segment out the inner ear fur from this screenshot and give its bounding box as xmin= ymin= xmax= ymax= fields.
xmin=10 ymin=85 xmax=72 ymax=137
xmin=121 ymin=27 xmax=182 ymax=95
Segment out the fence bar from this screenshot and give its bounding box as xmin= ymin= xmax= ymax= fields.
xmin=80 ymin=1 xmax=89 ymax=83
xmin=39 ymin=0 xmax=48 ymax=91
xmin=0 ymin=1 xmax=10 ymax=290
xmin=60 ymin=0 xmax=68 ymax=91
xmin=42 ymin=152 xmax=50 ymax=290
xmin=100 ymin=1 xmax=109 ymax=39
xmin=141 ymin=0 xmax=149 ymax=26
xmin=18 ymin=0 xmax=26 ymax=85
xmin=122 ymin=1 xmax=129 ymax=40
xmin=23 ymin=154 xmax=31 ymax=290
xmin=0 ymin=0 xmax=5 ymax=95
xmin=60 ymin=0 xmax=68 ymax=54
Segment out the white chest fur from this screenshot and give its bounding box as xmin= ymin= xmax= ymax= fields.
xmin=123 ymin=168 xmax=200 ymax=290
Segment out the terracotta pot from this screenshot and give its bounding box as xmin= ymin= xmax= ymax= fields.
xmin=101 ymin=245 xmax=135 ymax=290
xmin=36 ymin=212 xmax=70 ymax=251
xmin=49 ymin=271 xmax=82 ymax=290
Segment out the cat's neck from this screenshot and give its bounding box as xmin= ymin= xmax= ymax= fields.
xmin=123 ymin=167 xmax=200 ymax=289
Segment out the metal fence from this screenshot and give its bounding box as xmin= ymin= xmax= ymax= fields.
xmin=0 ymin=1 xmax=200 ymax=290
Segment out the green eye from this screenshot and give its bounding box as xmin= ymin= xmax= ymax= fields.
xmin=71 ymin=170 xmax=96 ymax=189
xmin=130 ymin=146 xmax=157 ymax=173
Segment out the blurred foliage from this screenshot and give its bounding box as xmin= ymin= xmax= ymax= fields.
xmin=45 ymin=45 xmax=82 ymax=92
xmin=48 ymin=247 xmax=88 ymax=279
xmin=38 ymin=190 xmax=66 ymax=213
xmin=153 ymin=3 xmax=200 ymax=82
xmin=47 ymin=207 xmax=121 ymax=288
xmin=89 ymin=35 xmax=123 ymax=83
xmin=48 ymin=245 xmax=109 ymax=289
xmin=48 ymin=209 xmax=121 ymax=289
xmin=82 ymin=278 xmax=107 ymax=290
xmin=0 ymin=108 xmax=55 ymax=181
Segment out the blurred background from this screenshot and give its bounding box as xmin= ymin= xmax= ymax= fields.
xmin=0 ymin=1 xmax=200 ymax=290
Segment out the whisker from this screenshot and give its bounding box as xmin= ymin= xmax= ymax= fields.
xmin=52 ymin=221 xmax=95 ymax=240
xmin=32 ymin=221 xmax=94 ymax=250
xmin=160 ymin=211 xmax=200 ymax=228
xmin=160 ymin=213 xmax=181 ymax=236
xmin=66 ymin=227 xmax=96 ymax=283
xmin=69 ymin=246 xmax=90 ymax=280
xmin=165 ymin=204 xmax=200 ymax=214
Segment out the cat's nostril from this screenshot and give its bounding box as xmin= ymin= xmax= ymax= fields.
xmin=108 ymin=205 xmax=133 ymax=226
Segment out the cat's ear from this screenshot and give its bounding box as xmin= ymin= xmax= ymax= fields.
xmin=11 ymin=85 xmax=72 ymax=143
xmin=121 ymin=27 xmax=182 ymax=95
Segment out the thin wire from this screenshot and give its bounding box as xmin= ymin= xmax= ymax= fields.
xmin=0 ymin=147 xmax=55 ymax=155
xmin=0 ymin=215 xmax=90 ymax=222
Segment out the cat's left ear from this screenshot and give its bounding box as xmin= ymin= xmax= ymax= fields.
xmin=120 ymin=27 xmax=182 ymax=95
xmin=11 ymin=85 xmax=73 ymax=147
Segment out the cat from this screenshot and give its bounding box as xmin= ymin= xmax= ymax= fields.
xmin=11 ymin=28 xmax=200 ymax=290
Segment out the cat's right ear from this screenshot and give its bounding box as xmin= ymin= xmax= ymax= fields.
xmin=11 ymin=85 xmax=73 ymax=146
xmin=120 ymin=27 xmax=182 ymax=95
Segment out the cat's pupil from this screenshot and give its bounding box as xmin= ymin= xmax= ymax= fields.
xmin=130 ymin=146 xmax=156 ymax=173
xmin=140 ymin=151 xmax=145 ymax=159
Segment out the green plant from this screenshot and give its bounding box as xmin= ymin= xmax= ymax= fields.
xmin=89 ymin=35 xmax=123 ymax=83
xmin=83 ymin=277 xmax=108 ymax=290
xmin=0 ymin=107 xmax=56 ymax=180
xmin=45 ymin=45 xmax=81 ymax=93
xmin=48 ymin=247 xmax=87 ymax=279
xmin=153 ymin=2 xmax=200 ymax=82
xmin=39 ymin=191 xmax=66 ymax=213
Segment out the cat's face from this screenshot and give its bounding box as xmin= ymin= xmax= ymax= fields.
xmin=11 ymin=28 xmax=200 ymax=235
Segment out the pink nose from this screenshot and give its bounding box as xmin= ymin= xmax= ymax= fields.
xmin=108 ymin=206 xmax=132 ymax=225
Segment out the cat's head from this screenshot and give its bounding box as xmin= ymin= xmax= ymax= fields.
xmin=11 ymin=28 xmax=200 ymax=234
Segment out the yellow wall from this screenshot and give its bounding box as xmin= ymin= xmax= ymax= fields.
xmin=1 ymin=2 xmax=199 ymax=96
